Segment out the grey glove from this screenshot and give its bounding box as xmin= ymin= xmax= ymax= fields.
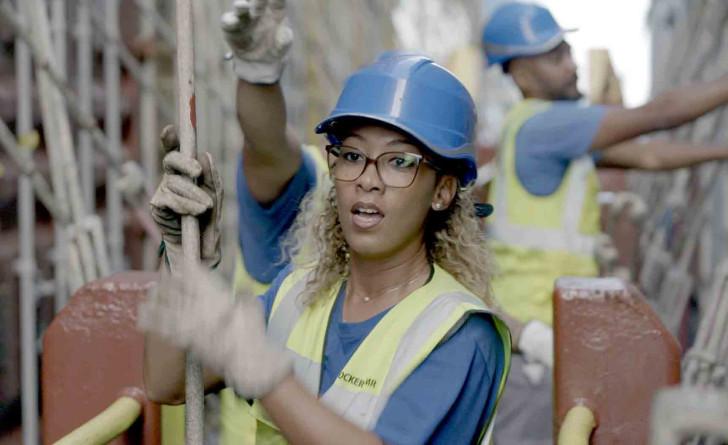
xmin=149 ymin=125 xmax=222 ymax=270
xmin=518 ymin=320 xmax=554 ymax=368
xmin=221 ymin=0 xmax=293 ymax=84
xmin=138 ymin=265 xmax=293 ymax=399
xmin=518 ymin=320 xmax=553 ymax=385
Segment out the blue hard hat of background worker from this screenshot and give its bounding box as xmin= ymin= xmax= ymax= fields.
xmin=316 ymin=51 xmax=480 ymax=189
xmin=481 ymin=2 xmax=575 ymax=68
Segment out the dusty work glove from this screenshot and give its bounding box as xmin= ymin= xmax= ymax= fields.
xmin=138 ymin=265 xmax=293 ymax=399
xmin=518 ymin=320 xmax=554 ymax=385
xmin=149 ymin=125 xmax=222 ymax=271
xmin=220 ymin=0 xmax=293 ymax=84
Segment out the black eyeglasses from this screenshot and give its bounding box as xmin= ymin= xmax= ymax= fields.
xmin=325 ymin=144 xmax=440 ymax=188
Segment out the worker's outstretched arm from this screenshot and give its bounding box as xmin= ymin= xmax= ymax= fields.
xmin=223 ymin=0 xmax=302 ymax=205
xmin=598 ymin=139 xmax=728 ymax=170
xmin=591 ymin=74 xmax=728 ymax=150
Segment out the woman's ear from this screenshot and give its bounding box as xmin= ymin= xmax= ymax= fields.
xmin=431 ymin=175 xmax=458 ymax=211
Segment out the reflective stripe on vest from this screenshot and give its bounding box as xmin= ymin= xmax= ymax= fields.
xmin=489 ymin=99 xmax=599 ymax=256
xmin=219 ymin=145 xmax=331 ymax=445
xmin=250 ymin=264 xmax=511 ymax=443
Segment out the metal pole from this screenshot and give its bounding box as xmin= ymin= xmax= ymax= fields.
xmin=140 ymin=0 xmax=159 ymax=271
xmin=76 ymin=0 xmax=94 ymax=210
xmin=125 ymin=0 xmax=239 ymax=120
xmin=104 ymin=0 xmax=124 ymax=272
xmin=89 ymin=8 xmax=175 ymax=122
xmin=88 ymin=7 xmax=236 ymax=122
xmin=51 ymin=0 xmax=67 ymax=78
xmin=18 ymin=0 xmax=72 ymax=309
xmin=175 ymin=0 xmax=204 ymax=442
xmin=0 ymin=3 xmax=130 ymax=169
xmin=51 ymin=0 xmax=70 ymax=310
xmin=22 ymin=0 xmax=99 ymax=289
xmin=15 ymin=11 xmax=38 ymax=444
xmin=0 ymin=118 xmax=58 ymax=217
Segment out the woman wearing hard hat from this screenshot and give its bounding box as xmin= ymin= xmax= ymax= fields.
xmin=141 ymin=1 xmax=510 ymax=444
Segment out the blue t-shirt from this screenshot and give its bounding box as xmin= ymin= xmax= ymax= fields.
xmin=258 ymin=265 xmax=505 ymax=445
xmin=236 ymin=151 xmax=318 ymax=283
xmin=239 ymin=152 xmax=505 ymax=444
xmin=515 ymin=101 xmax=606 ymax=196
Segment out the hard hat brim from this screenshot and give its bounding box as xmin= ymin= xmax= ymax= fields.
xmin=316 ymin=113 xmax=477 ymax=187
xmin=484 ymin=27 xmax=577 ymax=67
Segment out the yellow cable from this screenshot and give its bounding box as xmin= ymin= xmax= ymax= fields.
xmin=53 ymin=396 xmax=142 ymax=445
xmin=558 ymin=405 xmax=597 ymax=445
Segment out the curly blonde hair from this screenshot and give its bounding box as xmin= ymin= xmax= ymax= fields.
xmin=282 ymin=177 xmax=495 ymax=306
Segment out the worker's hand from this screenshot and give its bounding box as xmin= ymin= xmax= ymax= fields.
xmin=220 ymin=0 xmax=293 ymax=84
xmin=517 ymin=320 xmax=553 ymax=385
xmin=149 ymin=125 xmax=222 ymax=270
xmin=138 ymin=265 xmax=293 ymax=399
xmin=518 ymin=319 xmax=553 ymax=365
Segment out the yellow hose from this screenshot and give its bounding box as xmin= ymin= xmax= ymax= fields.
xmin=558 ymin=405 xmax=597 ymax=445
xmin=54 ymin=396 xmax=142 ymax=445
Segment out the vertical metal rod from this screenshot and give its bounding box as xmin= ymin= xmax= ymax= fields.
xmin=49 ymin=0 xmax=72 ymax=297
xmin=76 ymin=0 xmax=94 ymax=210
xmin=105 ymin=0 xmax=124 ymax=272
xmin=26 ymin=0 xmax=99 ymax=288
xmin=175 ymin=0 xmax=204 ymax=442
xmin=51 ymin=0 xmax=67 ymax=78
xmin=140 ymin=0 xmax=159 ymax=271
xmin=16 ymin=11 xmax=39 ymax=444
xmin=51 ymin=6 xmax=71 ymax=315
xmin=190 ymin=1 xmax=210 ymax=169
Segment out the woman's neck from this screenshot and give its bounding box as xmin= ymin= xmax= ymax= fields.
xmin=346 ymin=242 xmax=431 ymax=310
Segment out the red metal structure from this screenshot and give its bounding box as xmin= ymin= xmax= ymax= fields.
xmin=554 ymin=277 xmax=681 ymax=444
xmin=42 ymin=272 xmax=160 ymax=444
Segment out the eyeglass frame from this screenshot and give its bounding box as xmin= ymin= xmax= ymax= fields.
xmin=325 ymin=144 xmax=442 ymax=188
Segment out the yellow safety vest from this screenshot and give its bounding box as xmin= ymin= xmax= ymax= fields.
xmin=487 ymin=99 xmax=601 ymax=326
xmin=241 ymin=264 xmax=510 ymax=444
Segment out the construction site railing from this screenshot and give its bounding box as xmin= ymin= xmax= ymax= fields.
xmin=53 ymin=395 xmax=142 ymax=445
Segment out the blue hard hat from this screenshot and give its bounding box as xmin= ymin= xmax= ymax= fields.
xmin=481 ymin=2 xmax=574 ymax=67
xmin=315 ymin=52 xmax=478 ymax=187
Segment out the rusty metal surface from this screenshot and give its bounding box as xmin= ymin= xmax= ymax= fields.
xmin=554 ymin=277 xmax=681 ymax=445
xmin=41 ymin=271 xmax=160 ymax=445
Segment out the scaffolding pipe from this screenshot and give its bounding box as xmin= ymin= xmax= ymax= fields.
xmin=0 ymin=2 xmax=127 ymax=169
xmin=128 ymin=0 xmax=238 ymax=120
xmin=51 ymin=0 xmax=67 ymax=78
xmin=22 ymin=0 xmax=100 ymax=289
xmin=0 ymin=2 xmax=158 ymax=243
xmin=175 ymin=0 xmax=204 ymax=442
xmin=140 ymin=0 xmax=159 ymax=270
xmin=89 ymin=8 xmax=176 ymax=122
xmin=15 ymin=12 xmax=38 ymax=445
xmin=104 ymin=0 xmax=124 ymax=272
xmin=0 ymin=118 xmax=58 ymax=217
xmin=75 ymin=0 xmax=94 ymax=210
xmin=51 ymin=0 xmax=70 ymax=311
xmin=89 ymin=6 xmax=237 ymax=121
xmin=16 ymin=0 xmax=73 ymax=311
xmin=133 ymin=0 xmax=176 ymax=46
xmin=0 ymin=119 xmax=107 ymax=288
